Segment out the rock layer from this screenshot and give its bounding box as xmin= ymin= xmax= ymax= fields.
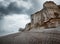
xmin=25 ymin=1 xmax=60 ymax=31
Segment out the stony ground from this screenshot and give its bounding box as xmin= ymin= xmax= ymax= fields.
xmin=0 ymin=28 xmax=60 ymax=44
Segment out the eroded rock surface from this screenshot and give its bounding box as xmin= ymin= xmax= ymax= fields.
xmin=25 ymin=1 xmax=60 ymax=31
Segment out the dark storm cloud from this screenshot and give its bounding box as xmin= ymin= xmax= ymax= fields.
xmin=0 ymin=0 xmax=41 ymax=16
xmin=0 ymin=2 xmax=26 ymax=15
xmin=0 ymin=1 xmax=29 ymax=19
xmin=0 ymin=0 xmax=60 ymax=17
xmin=0 ymin=0 xmax=42 ymax=20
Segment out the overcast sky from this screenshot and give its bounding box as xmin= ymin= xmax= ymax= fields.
xmin=0 ymin=0 xmax=60 ymax=18
xmin=0 ymin=0 xmax=60 ymax=36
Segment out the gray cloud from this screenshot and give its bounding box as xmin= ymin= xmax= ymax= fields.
xmin=0 ymin=2 xmax=27 ymax=15
xmin=0 ymin=0 xmax=60 ymax=18
xmin=0 ymin=0 xmax=42 ymax=17
xmin=0 ymin=0 xmax=42 ymax=36
xmin=22 ymin=0 xmax=42 ymax=15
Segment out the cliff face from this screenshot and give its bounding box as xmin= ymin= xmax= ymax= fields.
xmin=25 ymin=1 xmax=60 ymax=31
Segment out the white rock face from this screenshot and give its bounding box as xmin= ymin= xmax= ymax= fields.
xmin=24 ymin=1 xmax=60 ymax=31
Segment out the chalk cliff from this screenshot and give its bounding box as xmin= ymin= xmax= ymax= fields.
xmin=24 ymin=1 xmax=60 ymax=31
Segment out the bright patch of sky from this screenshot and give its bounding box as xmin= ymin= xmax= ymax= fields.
xmin=0 ymin=14 xmax=30 ymax=36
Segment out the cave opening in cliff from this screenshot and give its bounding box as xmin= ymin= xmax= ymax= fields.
xmin=54 ymin=12 xmax=59 ymax=18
